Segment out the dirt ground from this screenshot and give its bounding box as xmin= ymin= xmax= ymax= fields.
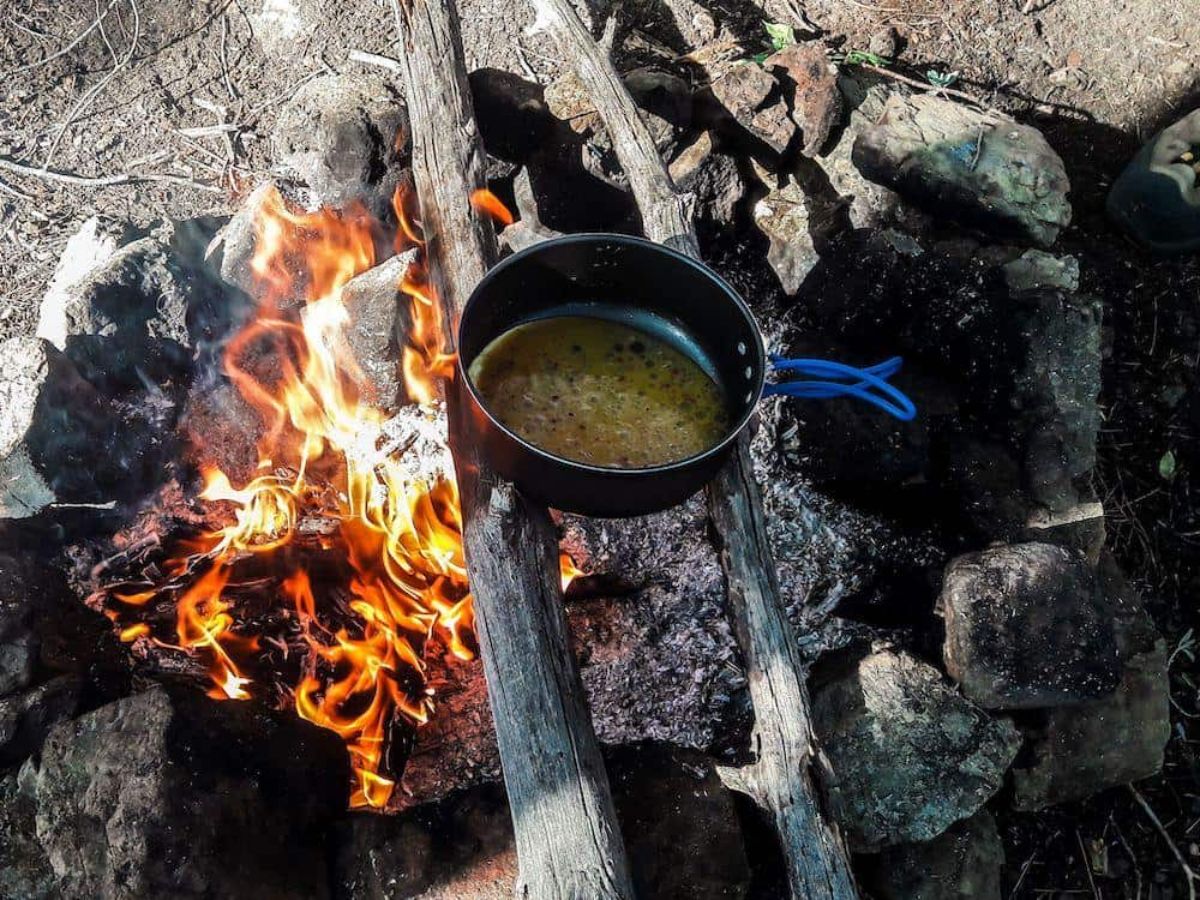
xmin=2 ymin=0 xmax=1200 ymax=896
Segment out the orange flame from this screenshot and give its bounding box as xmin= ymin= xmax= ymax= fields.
xmin=102 ymin=184 xmax=575 ymax=809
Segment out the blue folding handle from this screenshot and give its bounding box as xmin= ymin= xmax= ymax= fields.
xmin=764 ymin=354 xmax=917 ymax=422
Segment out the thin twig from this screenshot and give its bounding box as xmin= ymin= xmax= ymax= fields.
xmin=1075 ymin=830 xmax=1100 ymax=899
xmin=2 ymin=0 xmax=122 ymax=76
xmin=43 ymin=0 xmax=142 ymax=170
xmin=0 ymin=156 xmax=222 ymax=193
xmin=219 ymin=14 xmax=238 ymax=101
xmin=852 ymin=62 xmax=998 ymax=111
xmin=0 ymin=177 xmax=34 ymax=201
xmin=1129 ymin=784 xmax=1199 ymax=900
xmin=347 ymin=48 xmax=403 ymax=73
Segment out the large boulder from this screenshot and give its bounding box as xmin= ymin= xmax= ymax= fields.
xmin=811 ymin=648 xmax=1021 ymax=851
xmin=857 ymin=809 xmax=1004 ymax=900
xmin=35 ymin=686 xmax=350 ymax=899
xmin=1010 ymin=558 xmax=1170 ymax=809
xmin=853 ymin=94 xmax=1071 ymax=246
xmin=940 ymin=543 xmax=1121 ymax=710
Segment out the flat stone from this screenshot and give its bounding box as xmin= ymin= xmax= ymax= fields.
xmin=35 ymin=685 xmax=350 ymax=900
xmin=853 ymin=94 xmax=1072 ymax=246
xmin=764 ymin=42 xmax=843 ymax=156
xmin=812 ymin=648 xmax=1020 ymax=851
xmin=857 ymin=810 xmax=1004 ymax=900
xmin=1010 ymin=557 xmax=1170 ymax=809
xmin=940 ymin=542 xmax=1121 ymax=710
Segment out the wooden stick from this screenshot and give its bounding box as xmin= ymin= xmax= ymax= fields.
xmin=389 ymin=3 xmax=635 ymax=898
xmin=529 ymin=1 xmax=858 ymax=896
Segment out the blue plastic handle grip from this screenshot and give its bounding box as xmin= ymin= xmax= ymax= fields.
xmin=763 ymin=354 xmax=917 ymax=422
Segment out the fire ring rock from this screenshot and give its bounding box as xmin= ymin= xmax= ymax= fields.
xmin=34 ymin=685 xmax=350 ymax=900
xmin=811 ymin=648 xmax=1020 ymax=851
xmin=271 ymin=71 xmax=411 ymax=218
xmin=940 ymin=542 xmax=1121 ymax=710
xmin=853 ymin=93 xmax=1071 ymax=246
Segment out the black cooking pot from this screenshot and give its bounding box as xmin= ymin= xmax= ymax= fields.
xmin=457 ymin=233 xmax=765 ymax=517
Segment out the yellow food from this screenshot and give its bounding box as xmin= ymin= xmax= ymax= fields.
xmin=469 ymin=315 xmax=728 ymax=468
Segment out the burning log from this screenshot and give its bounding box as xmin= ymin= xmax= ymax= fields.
xmin=527 ymin=0 xmax=858 ymax=896
xmin=390 ymin=1 xmax=635 ymax=897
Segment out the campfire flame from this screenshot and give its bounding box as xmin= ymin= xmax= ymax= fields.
xmin=104 ymin=184 xmax=571 ymax=809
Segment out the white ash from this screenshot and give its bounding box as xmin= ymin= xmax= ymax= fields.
xmin=377 ymin=403 xmax=454 ymax=489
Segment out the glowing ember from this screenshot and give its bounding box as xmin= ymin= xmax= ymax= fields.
xmin=102 ymin=184 xmax=572 ymax=808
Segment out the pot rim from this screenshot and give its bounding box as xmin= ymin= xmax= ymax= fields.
xmin=456 ymin=232 xmax=767 ymax=479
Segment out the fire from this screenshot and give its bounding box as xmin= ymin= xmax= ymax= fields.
xmin=102 ymin=184 xmax=575 ymax=809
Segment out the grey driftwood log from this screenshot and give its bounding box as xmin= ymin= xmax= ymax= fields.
xmin=529 ymin=0 xmax=859 ymax=896
xmin=389 ymin=1 xmax=636 ymax=898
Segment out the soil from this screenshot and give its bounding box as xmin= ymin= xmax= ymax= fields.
xmin=2 ymin=0 xmax=1199 ymax=896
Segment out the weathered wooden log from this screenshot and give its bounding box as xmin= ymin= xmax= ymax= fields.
xmin=389 ymin=2 xmax=635 ymax=898
xmin=528 ymin=1 xmax=858 ymax=896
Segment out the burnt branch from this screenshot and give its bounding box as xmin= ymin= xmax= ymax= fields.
xmin=389 ymin=2 xmax=635 ymax=897
xmin=527 ymin=0 xmax=858 ymax=895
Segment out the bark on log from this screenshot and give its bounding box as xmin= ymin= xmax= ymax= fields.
xmin=390 ymin=3 xmax=635 ymax=898
xmin=529 ymin=1 xmax=858 ymax=895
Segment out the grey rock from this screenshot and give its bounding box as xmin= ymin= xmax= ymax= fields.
xmin=271 ymin=72 xmax=410 ymax=218
xmin=1107 ymin=108 xmax=1200 ymax=254
xmin=1009 ymin=290 xmax=1101 ymax=522
xmin=0 ymin=337 xmax=99 ymax=517
xmin=853 ymin=94 xmax=1071 ymax=246
xmin=669 ymin=131 xmax=745 ymax=228
xmin=1003 ymin=249 xmax=1080 ymax=293
xmin=35 ymin=216 xmax=130 ymax=349
xmin=544 ymin=68 xmax=690 ymax=189
xmin=708 ymin=61 xmax=797 ymax=154
xmin=857 ymin=810 xmax=1004 ymax=900
xmin=0 ymin=629 xmax=36 ymax=697
xmin=813 ymin=76 xmax=901 ymax=228
xmin=940 ymin=542 xmax=1121 ymax=710
xmin=308 ymin=248 xmax=420 ymax=412
xmin=0 ymin=675 xmax=82 ymax=767
xmin=812 ymin=648 xmax=1021 ymax=851
xmin=216 ymin=180 xmax=283 ymax=299
xmin=1011 ymin=557 xmax=1170 ymax=809
xmin=36 ymin=235 xmax=195 ymax=350
xmin=35 ymin=685 xmax=349 ymax=900
xmin=0 ymin=335 xmax=182 ymax=516
xmin=763 ymin=42 xmax=843 ymax=156
xmin=0 ymin=774 xmax=59 ymax=900
xmin=752 ymin=176 xmax=821 ymax=294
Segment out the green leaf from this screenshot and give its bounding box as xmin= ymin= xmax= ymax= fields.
xmin=842 ymin=49 xmax=890 ymax=67
xmin=1159 ymin=449 xmax=1177 ymax=481
xmin=764 ymin=21 xmax=795 ymax=52
xmin=751 ymin=51 xmax=771 ymax=65
xmin=925 ymin=69 xmax=960 ymax=88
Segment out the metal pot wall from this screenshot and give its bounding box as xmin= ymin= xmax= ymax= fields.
xmin=456 ymin=233 xmax=765 ymax=518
